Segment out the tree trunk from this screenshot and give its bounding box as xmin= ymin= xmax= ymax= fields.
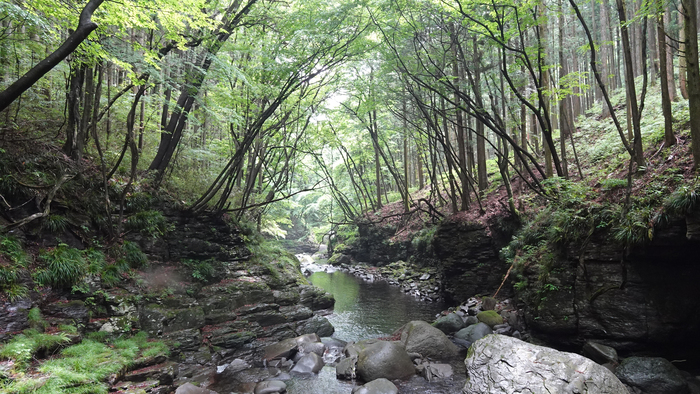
xmin=679 ymin=5 xmax=689 ymax=99
xmin=0 ymin=0 xmax=105 ymax=112
xmin=658 ymin=10 xmax=676 ymax=147
xmin=665 ymin=11 xmax=678 ymax=101
xmin=616 ymin=0 xmax=645 ymax=168
xmin=474 ymin=39 xmax=488 ymax=191
xmin=682 ymin=0 xmax=700 ymax=169
xmin=559 ymin=0 xmax=571 ymax=179
xmin=63 ymin=64 xmax=85 ymax=160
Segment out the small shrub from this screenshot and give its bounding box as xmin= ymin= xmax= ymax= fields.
xmin=34 ymin=244 xmax=87 ymax=288
xmin=663 ymin=184 xmax=700 ymax=217
xmin=125 ymin=192 xmax=153 ymax=213
xmin=182 ymin=259 xmax=216 ymax=283
xmin=125 ymin=210 xmax=172 ymax=238
xmin=121 ymin=241 xmax=148 ymax=268
xmin=0 ymin=235 xmax=27 ymax=266
xmin=42 ymin=214 xmax=69 ymax=233
xmin=613 ymin=206 xmax=654 ymax=246
xmin=85 ymin=248 xmax=107 ymax=274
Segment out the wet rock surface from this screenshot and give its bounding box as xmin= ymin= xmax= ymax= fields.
xmin=615 ymin=357 xmax=690 ymax=394
xmin=517 ymin=223 xmax=700 ymax=361
xmin=464 ymin=334 xmax=629 ymax=393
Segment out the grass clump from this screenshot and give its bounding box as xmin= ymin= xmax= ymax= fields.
xmin=0 ymin=331 xmax=169 ymax=394
xmin=34 ymin=244 xmax=87 ymax=289
xmin=0 ymin=329 xmax=71 ymax=368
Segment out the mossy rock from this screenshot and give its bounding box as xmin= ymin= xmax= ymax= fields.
xmin=476 ymin=310 xmax=503 ymax=328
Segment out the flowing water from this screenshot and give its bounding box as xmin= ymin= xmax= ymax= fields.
xmin=284 ymin=255 xmax=465 ymax=393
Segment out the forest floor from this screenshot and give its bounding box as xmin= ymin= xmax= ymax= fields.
xmin=364 ymin=92 xmax=698 ymax=244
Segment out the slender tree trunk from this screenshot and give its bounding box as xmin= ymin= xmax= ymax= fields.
xmin=559 ymin=0 xmax=571 ymax=178
xmin=617 ymin=0 xmax=645 ymax=167
xmin=665 ymin=11 xmax=678 ymax=101
xmin=658 ymin=9 xmax=676 ymax=147
xmin=63 ymin=63 xmax=85 ymax=160
xmin=679 ymin=5 xmax=689 ymax=99
xmin=474 ymin=38 xmax=488 ymax=191
xmin=682 ymin=0 xmax=700 ymax=168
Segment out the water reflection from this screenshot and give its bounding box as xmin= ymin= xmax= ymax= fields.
xmin=308 ymin=270 xmax=445 ymax=342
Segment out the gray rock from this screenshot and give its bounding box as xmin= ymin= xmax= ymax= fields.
xmin=352 ymin=378 xmax=399 ymax=394
xmin=399 ymin=320 xmax=460 ymax=359
xmin=291 ymin=352 xmax=324 ymax=374
xmin=615 ymin=357 xmax=689 ymax=394
xmin=44 ymin=300 xmax=90 ymax=325
xmin=264 ymin=338 xmax=298 ymax=361
xmin=175 ymin=383 xmax=218 ymax=394
xmin=454 ymin=322 xmax=492 ymax=344
xmin=295 ymin=333 xmax=321 ymax=344
xmin=322 ymin=337 xmax=347 ymax=350
xmin=298 ymin=341 xmax=326 ymax=356
xmin=295 ymin=315 xmax=334 ymax=337
xmin=419 ymin=363 xmax=453 ymax=381
xmin=464 ymin=316 xmax=479 ymax=327
xmin=336 ymin=356 xmax=357 ymax=380
xmin=356 ymin=340 xmax=415 ymax=382
xmin=298 ymin=285 xmax=334 ymax=310
xmin=583 ymin=341 xmax=619 ymax=365
xmin=254 ymin=380 xmax=287 ymax=394
xmin=464 ymin=334 xmax=629 ymax=393
xmin=266 ymin=372 xmax=292 ymax=381
xmin=432 ymin=313 xmax=464 ymax=334
xmin=219 ymin=358 xmax=250 ymax=375
xmin=481 ymin=297 xmax=497 ymax=311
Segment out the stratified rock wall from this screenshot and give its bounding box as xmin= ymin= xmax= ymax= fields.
xmin=518 ymin=220 xmax=700 ymax=361
xmin=350 ymin=217 xmax=515 ymax=303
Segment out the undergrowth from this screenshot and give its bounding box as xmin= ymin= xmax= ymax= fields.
xmin=0 ymin=331 xmax=169 ymax=394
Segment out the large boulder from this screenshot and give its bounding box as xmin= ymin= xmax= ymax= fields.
xmin=399 ymin=320 xmax=460 ymax=359
xmin=432 ymin=313 xmax=464 ymax=334
xmin=615 ymin=357 xmax=689 ymax=394
xmin=464 ymin=335 xmax=629 ymax=393
xmin=356 ymin=340 xmax=415 ymax=382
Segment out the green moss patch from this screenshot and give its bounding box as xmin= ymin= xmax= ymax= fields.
xmin=0 ymin=331 xmax=168 ymax=394
xmin=476 ymin=310 xmax=503 ymax=328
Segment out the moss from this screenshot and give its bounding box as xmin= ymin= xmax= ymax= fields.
xmin=0 ymin=331 xmax=170 ymax=393
xmin=476 ymin=310 xmax=503 ymax=328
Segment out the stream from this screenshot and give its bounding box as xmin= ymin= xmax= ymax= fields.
xmin=284 ymin=254 xmax=464 ymax=393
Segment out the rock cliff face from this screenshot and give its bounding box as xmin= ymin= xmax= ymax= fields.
xmin=349 ymin=216 xmax=515 ymax=303
xmin=350 ymin=215 xmax=700 ymax=363
xmin=517 ymin=220 xmax=700 ymax=361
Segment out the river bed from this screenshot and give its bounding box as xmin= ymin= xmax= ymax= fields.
xmin=282 ymin=255 xmax=465 ymax=393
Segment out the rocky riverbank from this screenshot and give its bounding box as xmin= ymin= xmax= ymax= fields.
xmin=302 ymin=254 xmax=444 ymax=303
